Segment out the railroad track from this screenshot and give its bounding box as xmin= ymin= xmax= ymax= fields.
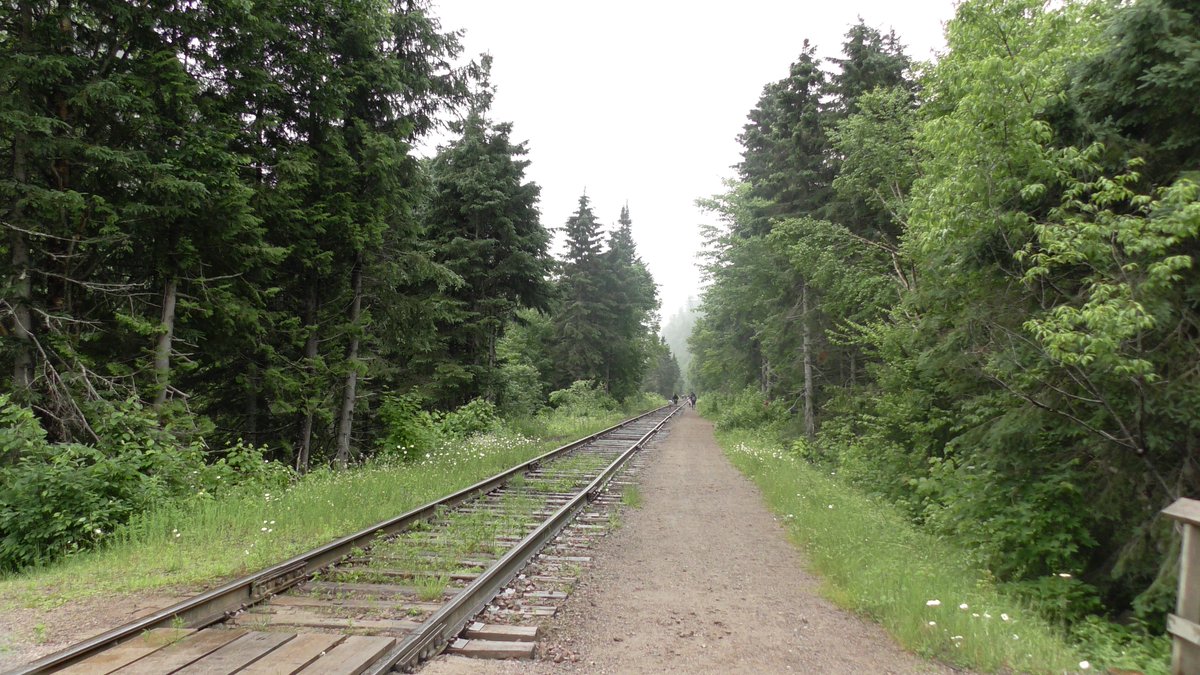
xmin=8 ymin=405 xmax=680 ymax=675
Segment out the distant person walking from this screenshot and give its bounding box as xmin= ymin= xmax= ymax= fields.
xmin=688 ymin=392 xmax=696 ymax=409
xmin=671 ymin=393 xmax=679 ymax=406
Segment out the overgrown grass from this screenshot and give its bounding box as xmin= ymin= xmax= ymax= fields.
xmin=717 ymin=428 xmax=1092 ymax=674
xmin=0 ymin=402 xmax=659 ymax=608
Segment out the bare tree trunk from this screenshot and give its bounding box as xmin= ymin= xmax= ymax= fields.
xmin=801 ymin=282 xmax=815 ymax=441
xmin=9 ymin=4 xmax=34 ymax=396
xmin=152 ymin=277 xmax=177 ymax=406
xmin=296 ymin=284 xmax=319 ymax=473
xmin=9 ymin=229 xmax=34 ymax=396
xmin=334 ymin=256 xmax=363 ymax=469
xmin=245 ymin=363 xmax=258 ymax=442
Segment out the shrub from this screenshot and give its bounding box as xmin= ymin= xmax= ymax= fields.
xmin=435 ymin=399 xmax=500 ymax=439
xmin=0 ymin=395 xmax=290 ymax=571
xmin=548 ymin=380 xmax=618 ymax=414
xmin=496 ymin=362 xmax=545 ymax=417
xmin=697 ymin=387 xmax=786 ymax=432
xmin=376 ymin=393 xmax=440 ymax=462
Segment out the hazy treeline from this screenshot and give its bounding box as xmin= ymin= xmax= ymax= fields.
xmin=691 ymin=0 xmax=1199 ymax=634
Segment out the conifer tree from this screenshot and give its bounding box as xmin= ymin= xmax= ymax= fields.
xmin=419 ymin=69 xmax=552 ymax=407
xmin=598 ymin=206 xmax=659 ymax=399
xmin=550 ymin=195 xmax=609 ymax=389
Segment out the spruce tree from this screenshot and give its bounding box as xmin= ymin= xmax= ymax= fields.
xmin=550 ymin=195 xmax=609 ymax=389
xmin=419 ymin=73 xmax=552 ymax=407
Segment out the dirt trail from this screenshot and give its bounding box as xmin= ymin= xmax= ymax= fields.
xmin=426 ymin=408 xmax=955 ymax=674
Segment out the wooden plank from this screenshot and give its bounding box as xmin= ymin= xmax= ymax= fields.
xmin=269 ymin=595 xmax=440 ymax=613
xmin=55 ymin=628 xmax=195 ymax=675
xmin=304 ymin=581 xmax=458 ymax=598
xmin=463 ymin=623 xmax=539 ymax=642
xmin=1169 ymin=614 xmax=1200 ymax=647
xmin=445 ymin=638 xmax=535 ymax=660
xmin=235 ymin=608 xmax=420 ymax=632
xmin=111 ymin=629 xmax=246 ymax=674
xmin=1165 ymin=498 xmax=1200 ymax=527
xmin=235 ymin=629 xmax=345 ymax=672
xmin=336 ymin=566 xmax=479 ymax=582
xmin=239 ymin=633 xmax=346 ymax=675
xmin=174 ymin=631 xmax=295 ymax=674
xmin=1175 ymin=523 xmax=1200 ymax=675
xmin=296 ymin=635 xmax=396 ymax=675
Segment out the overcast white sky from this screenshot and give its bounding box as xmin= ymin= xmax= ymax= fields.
xmin=428 ymin=0 xmax=959 ymax=320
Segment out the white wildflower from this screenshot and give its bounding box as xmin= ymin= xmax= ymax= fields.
xmin=1079 ymin=661 xmax=1090 ymax=670
xmin=959 ymin=603 xmax=969 ymax=610
xmin=926 ymin=600 xmax=941 ymax=607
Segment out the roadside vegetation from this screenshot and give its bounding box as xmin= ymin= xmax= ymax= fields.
xmin=702 ymin=392 xmax=1169 ymax=675
xmin=0 ymin=385 xmax=661 ymax=607
xmin=688 ymin=0 xmax=1195 ymax=672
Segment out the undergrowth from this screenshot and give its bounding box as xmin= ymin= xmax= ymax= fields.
xmin=716 ymin=427 xmax=1097 ymax=674
xmin=0 ymin=388 xmax=660 ymax=607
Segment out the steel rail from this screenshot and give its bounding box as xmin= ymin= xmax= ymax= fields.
xmin=8 ymin=405 xmax=673 ymax=675
xmin=365 ymin=404 xmax=681 ymax=674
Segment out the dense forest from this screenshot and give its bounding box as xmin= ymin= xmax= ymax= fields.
xmin=0 ymin=0 xmax=680 ymax=570
xmin=690 ymin=0 xmax=1198 ymax=640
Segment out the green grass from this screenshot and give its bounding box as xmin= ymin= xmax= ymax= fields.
xmin=716 ymin=428 xmax=1089 ymax=674
xmin=621 ymin=484 xmax=643 ymax=508
xmin=0 ymin=405 xmax=656 ymax=609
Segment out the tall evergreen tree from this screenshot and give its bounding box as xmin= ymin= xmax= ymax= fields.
xmin=418 ymin=70 xmax=551 ymax=407
xmin=0 ymin=0 xmax=262 ymax=440
xmin=549 ymin=195 xmax=609 ymax=389
xmin=598 ymin=206 xmax=659 ymax=399
xmin=737 ymin=40 xmax=831 ymax=232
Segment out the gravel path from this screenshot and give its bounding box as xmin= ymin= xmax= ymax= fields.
xmin=425 ymin=408 xmax=956 ymax=674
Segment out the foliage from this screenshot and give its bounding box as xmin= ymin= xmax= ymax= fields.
xmin=0 ymin=398 xmax=653 ymax=604
xmin=376 ymin=393 xmax=441 ymax=462
xmin=0 ymin=395 xmax=289 ymax=572
xmin=641 ymin=337 xmax=681 ymax=398
xmin=414 ymin=64 xmax=552 ymax=407
xmin=377 ymin=395 xmax=502 ymax=462
xmin=549 ymin=199 xmax=660 ymax=399
xmin=716 ymin=428 xmax=1085 ymax=673
xmin=696 ymin=387 xmax=786 ymax=433
xmin=1069 ymin=617 xmax=1169 ymax=675
xmin=547 ymin=380 xmax=618 ymax=414
xmin=690 ymin=0 xmax=1199 ymax=644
